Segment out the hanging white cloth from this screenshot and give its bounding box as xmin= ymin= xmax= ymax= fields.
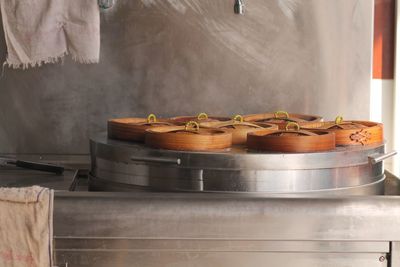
xmin=0 ymin=0 xmax=100 ymax=69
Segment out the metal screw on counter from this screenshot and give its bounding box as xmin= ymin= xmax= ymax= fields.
xmin=234 ymin=0 xmax=245 ymax=14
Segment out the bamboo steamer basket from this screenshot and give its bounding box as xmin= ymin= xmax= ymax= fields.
xmin=145 ymin=121 xmax=232 ymax=151
xmin=108 ymin=114 xmax=172 ymax=142
xmin=302 ymin=116 xmax=384 ymax=146
xmin=247 ymin=122 xmax=336 ymax=153
xmin=205 ymin=115 xmax=278 ymax=145
xmin=169 ymin=112 xmax=231 ymax=125
xmin=244 ymin=111 xmax=322 ymax=130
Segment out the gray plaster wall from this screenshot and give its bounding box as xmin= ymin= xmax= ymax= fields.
xmin=0 ymin=0 xmax=373 ymax=155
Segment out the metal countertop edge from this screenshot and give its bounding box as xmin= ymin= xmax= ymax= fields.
xmin=53 ymin=190 xmax=400 ymax=200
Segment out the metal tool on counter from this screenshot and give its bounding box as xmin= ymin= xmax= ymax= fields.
xmin=0 ymin=158 xmax=65 ymax=175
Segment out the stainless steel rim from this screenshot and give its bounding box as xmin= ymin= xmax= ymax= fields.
xmin=91 ymin=133 xmax=385 ymax=170
xmin=90 ymin=133 xmax=386 ymax=195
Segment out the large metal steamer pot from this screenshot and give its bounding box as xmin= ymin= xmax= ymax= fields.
xmin=89 ymin=133 xmax=394 ymax=195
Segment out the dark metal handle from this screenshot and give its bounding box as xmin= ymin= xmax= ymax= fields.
xmin=98 ymin=0 xmax=114 ymax=9
xmin=234 ymin=0 xmax=245 ymax=14
xmin=15 ymin=160 xmax=65 ymax=175
xmin=368 ymin=151 xmax=397 ymax=164
xmin=131 ymin=156 xmax=181 ymax=165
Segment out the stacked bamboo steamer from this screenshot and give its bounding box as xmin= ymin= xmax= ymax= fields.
xmin=145 ymin=121 xmax=232 ymax=151
xmin=108 ymin=114 xmax=173 ymax=142
xmin=247 ymin=115 xmax=383 ymax=152
xmin=108 ymin=113 xmax=238 ymax=151
xmin=200 ymin=115 xmax=278 ymax=145
xmin=301 ymin=116 xmax=384 ymax=146
xmin=107 ymin=112 xmax=384 ymax=152
xmin=169 ymin=112 xmax=231 ymax=125
xmin=244 ymin=111 xmax=322 ymax=129
xmin=247 ymin=122 xmax=336 ymax=153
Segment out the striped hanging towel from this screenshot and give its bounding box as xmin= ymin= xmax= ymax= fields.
xmin=0 ymin=0 xmax=100 ymax=69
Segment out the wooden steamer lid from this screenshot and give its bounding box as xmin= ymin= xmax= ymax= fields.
xmin=247 ymin=122 xmax=336 ymax=153
xmin=108 ymin=114 xmax=172 ymax=142
xmin=205 ymin=115 xmax=278 ymax=145
xmin=145 ymin=121 xmax=232 ymax=151
xmin=302 ymin=116 xmax=384 ymax=146
xmin=244 ymin=111 xmax=322 ymax=130
xmin=169 ymin=112 xmax=231 ymax=125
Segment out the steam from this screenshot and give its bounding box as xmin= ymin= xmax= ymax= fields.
xmin=278 ymin=0 xmax=300 ymax=20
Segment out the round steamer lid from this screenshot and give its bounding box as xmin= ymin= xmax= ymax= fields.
xmin=206 ymin=115 xmax=278 ymax=145
xmin=145 ymin=121 xmax=232 ymax=151
xmin=247 ymin=122 xmax=336 ymax=153
xmin=302 ymin=116 xmax=384 ymax=146
xmin=169 ymin=112 xmax=231 ymax=125
xmin=243 ymin=111 xmax=322 ymax=128
xmin=108 ymin=114 xmax=172 ymax=142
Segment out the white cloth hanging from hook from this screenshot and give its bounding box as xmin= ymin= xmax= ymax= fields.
xmin=0 ymin=0 xmax=100 ymax=69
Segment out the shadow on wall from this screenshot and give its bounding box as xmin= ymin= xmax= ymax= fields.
xmin=0 ymin=13 xmax=6 ymax=64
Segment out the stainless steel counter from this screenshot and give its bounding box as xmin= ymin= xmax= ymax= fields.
xmin=2 ymin=161 xmax=400 ymax=267
xmin=53 ymin=174 xmax=400 ymax=267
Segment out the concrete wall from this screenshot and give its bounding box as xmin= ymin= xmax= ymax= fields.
xmin=0 ymin=0 xmax=374 ymax=155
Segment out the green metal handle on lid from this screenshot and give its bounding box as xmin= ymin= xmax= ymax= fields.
xmin=197 ymin=113 xmax=208 ymax=120
xmin=274 ymin=111 xmax=289 ymax=119
xmin=285 ymin=122 xmax=300 ymax=131
xmin=147 ymin=114 xmax=157 ymax=123
xmin=335 ymin=116 xmax=343 ymax=125
xmin=185 ymin=121 xmax=200 ymax=131
xmin=233 ymin=114 xmax=244 ymax=123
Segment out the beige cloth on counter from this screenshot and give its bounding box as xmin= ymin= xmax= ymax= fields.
xmin=0 ymin=0 xmax=100 ymax=69
xmin=0 ymin=186 xmax=54 ymax=267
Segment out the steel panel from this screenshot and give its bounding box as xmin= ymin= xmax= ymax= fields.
xmin=0 ymin=0 xmax=373 ymax=154
xmin=53 ymin=192 xmax=400 ymax=241
xmin=55 ymin=251 xmax=387 ymax=267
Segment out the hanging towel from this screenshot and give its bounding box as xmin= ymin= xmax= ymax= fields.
xmin=0 ymin=186 xmax=54 ymax=267
xmin=0 ymin=0 xmax=100 ymax=69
